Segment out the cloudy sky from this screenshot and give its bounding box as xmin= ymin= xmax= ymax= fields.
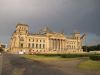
xmin=0 ymin=0 xmax=100 ymax=45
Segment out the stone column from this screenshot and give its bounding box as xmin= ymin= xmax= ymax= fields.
xmin=57 ymin=39 xmax=58 ymax=50
xmin=62 ymin=40 xmax=64 ymax=52
xmin=63 ymin=40 xmax=64 ymax=50
xmin=59 ymin=39 xmax=61 ymax=51
xmin=55 ymin=39 xmax=57 ymax=50
xmin=58 ymin=39 xmax=60 ymax=51
xmin=54 ymin=39 xmax=56 ymax=50
xmin=49 ymin=39 xmax=51 ymax=50
xmin=64 ymin=40 xmax=66 ymax=53
xmin=52 ymin=39 xmax=54 ymax=50
xmin=62 ymin=40 xmax=63 ymax=52
xmin=51 ymin=39 xmax=52 ymax=49
xmin=51 ymin=39 xmax=53 ymax=51
xmin=61 ymin=39 xmax=62 ymax=52
xmin=53 ymin=39 xmax=55 ymax=50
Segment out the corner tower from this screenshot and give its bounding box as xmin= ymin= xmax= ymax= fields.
xmin=9 ymin=24 xmax=29 ymax=54
xmin=73 ymin=32 xmax=83 ymax=52
xmin=16 ymin=24 xmax=29 ymax=35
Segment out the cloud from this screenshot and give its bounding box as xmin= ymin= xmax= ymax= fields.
xmin=0 ymin=0 xmax=100 ymax=45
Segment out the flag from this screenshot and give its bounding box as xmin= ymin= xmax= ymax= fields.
xmin=81 ymin=33 xmax=86 ymax=40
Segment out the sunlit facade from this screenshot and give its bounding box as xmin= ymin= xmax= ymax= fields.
xmin=8 ymin=24 xmax=85 ymax=54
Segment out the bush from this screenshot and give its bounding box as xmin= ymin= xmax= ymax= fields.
xmin=89 ymin=55 xmax=100 ymax=61
xmin=0 ymin=48 xmax=4 ymax=52
xmin=60 ymin=54 xmax=87 ymax=58
xmin=36 ymin=54 xmax=61 ymax=57
xmin=36 ymin=54 xmax=91 ymax=58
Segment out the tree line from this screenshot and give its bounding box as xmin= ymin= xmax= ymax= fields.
xmin=83 ymin=44 xmax=100 ymax=52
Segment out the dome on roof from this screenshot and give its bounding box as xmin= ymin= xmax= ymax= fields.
xmin=40 ymin=26 xmax=53 ymax=34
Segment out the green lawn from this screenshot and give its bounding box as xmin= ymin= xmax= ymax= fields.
xmin=21 ymin=54 xmax=100 ymax=70
xmin=79 ymin=60 xmax=100 ymax=70
xmin=21 ymin=54 xmax=79 ymax=61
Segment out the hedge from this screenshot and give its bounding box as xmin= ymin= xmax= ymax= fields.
xmin=35 ymin=54 xmax=90 ymax=58
xmin=89 ymin=55 xmax=100 ymax=61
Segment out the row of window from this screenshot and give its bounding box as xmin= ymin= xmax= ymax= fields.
xmin=20 ymin=43 xmax=45 ymax=49
xmin=18 ymin=26 xmax=26 ymax=31
xmin=29 ymin=39 xmax=45 ymax=43
xmin=67 ymin=45 xmax=76 ymax=49
xmin=67 ymin=41 xmax=76 ymax=44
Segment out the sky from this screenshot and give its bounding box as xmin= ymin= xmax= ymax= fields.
xmin=0 ymin=0 xmax=100 ymax=46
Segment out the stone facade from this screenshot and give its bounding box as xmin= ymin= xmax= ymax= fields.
xmin=8 ymin=24 xmax=86 ymax=54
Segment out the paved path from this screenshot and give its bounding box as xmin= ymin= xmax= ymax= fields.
xmin=1 ymin=54 xmax=66 ymax=75
xmin=1 ymin=53 xmax=100 ymax=75
xmin=0 ymin=54 xmax=3 ymax=75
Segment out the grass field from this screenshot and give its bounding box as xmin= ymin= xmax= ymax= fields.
xmin=21 ymin=54 xmax=100 ymax=71
xmin=21 ymin=54 xmax=79 ymax=61
xmin=79 ymin=60 xmax=100 ymax=70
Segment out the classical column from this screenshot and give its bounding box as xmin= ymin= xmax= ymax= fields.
xmin=54 ymin=39 xmax=56 ymax=50
xmin=62 ymin=40 xmax=63 ymax=52
xmin=58 ymin=39 xmax=60 ymax=50
xmin=59 ymin=39 xmax=61 ymax=51
xmin=60 ymin=39 xmax=62 ymax=52
xmin=53 ymin=39 xmax=54 ymax=50
xmin=53 ymin=39 xmax=55 ymax=50
xmin=52 ymin=39 xmax=54 ymax=50
xmin=51 ymin=39 xmax=53 ymax=51
xmin=61 ymin=39 xmax=62 ymax=52
xmin=49 ymin=39 xmax=50 ymax=50
xmin=57 ymin=39 xmax=58 ymax=50
xmin=56 ymin=39 xmax=57 ymax=50
xmin=63 ymin=40 xmax=66 ymax=53
xmin=50 ymin=39 xmax=52 ymax=50
xmin=63 ymin=40 xmax=65 ymax=51
xmin=55 ymin=39 xmax=57 ymax=50
xmin=62 ymin=40 xmax=64 ymax=52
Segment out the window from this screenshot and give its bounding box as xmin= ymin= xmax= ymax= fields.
xmin=29 ymin=39 xmax=31 ymax=42
xmin=36 ymin=40 xmax=38 ymax=42
xmin=39 ymin=44 xmax=41 ymax=49
xmin=74 ymin=46 xmax=75 ymax=49
xmin=33 ymin=39 xmax=34 ymax=42
xmin=28 ymin=43 xmax=31 ymax=48
xmin=32 ymin=43 xmax=34 ymax=48
xmin=40 ymin=40 xmax=41 ymax=42
xmin=36 ymin=44 xmax=38 ymax=48
xmin=20 ymin=43 xmax=23 ymax=48
xmin=43 ymin=44 xmax=45 ymax=49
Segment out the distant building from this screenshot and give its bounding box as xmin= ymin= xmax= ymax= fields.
xmin=8 ymin=24 xmax=86 ymax=54
xmin=0 ymin=43 xmax=6 ymax=48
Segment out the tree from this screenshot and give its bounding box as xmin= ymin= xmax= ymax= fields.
xmin=82 ymin=44 xmax=100 ymax=52
xmin=0 ymin=47 xmax=4 ymax=52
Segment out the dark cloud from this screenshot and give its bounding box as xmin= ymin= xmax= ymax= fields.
xmin=0 ymin=0 xmax=100 ymax=45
